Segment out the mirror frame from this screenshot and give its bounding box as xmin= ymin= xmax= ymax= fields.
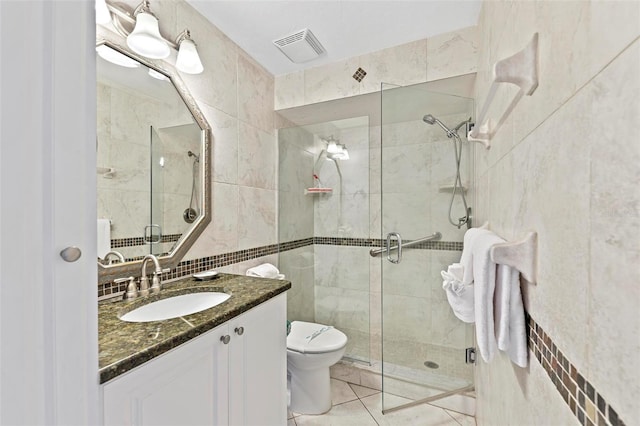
xmin=96 ymin=39 xmax=211 ymax=284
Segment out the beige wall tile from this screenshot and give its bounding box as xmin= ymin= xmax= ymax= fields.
xmin=275 ymin=71 xmax=305 ymax=110
xmin=359 ymin=39 xmax=427 ymax=94
xmin=238 ymin=123 xmax=276 ymax=190
xmin=237 ymin=53 xmax=275 ymax=133
xmin=587 ymin=39 xmax=640 ymax=421
xmin=237 ymin=186 xmax=276 ymax=250
xmin=304 ymin=57 xmax=361 ymax=104
xmin=427 ymin=26 xmax=479 ymax=82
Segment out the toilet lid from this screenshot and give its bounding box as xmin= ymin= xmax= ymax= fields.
xmin=287 ymin=321 xmax=348 ymax=354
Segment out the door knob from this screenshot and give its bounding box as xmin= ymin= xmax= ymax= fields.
xmin=60 ymin=246 xmax=82 ymax=262
xmin=234 ymin=326 xmax=244 ymax=336
xmin=220 ymin=335 xmax=231 ymax=344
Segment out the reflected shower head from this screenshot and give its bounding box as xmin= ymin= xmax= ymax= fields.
xmin=188 ymin=150 xmax=200 ymax=162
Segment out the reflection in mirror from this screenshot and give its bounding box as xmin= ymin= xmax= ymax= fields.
xmin=96 ymin=43 xmax=210 ymax=283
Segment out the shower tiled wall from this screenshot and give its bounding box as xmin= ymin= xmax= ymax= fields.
xmin=473 ymin=1 xmax=640 ymax=425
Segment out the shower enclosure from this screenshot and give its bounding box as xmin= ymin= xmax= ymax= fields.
xmin=378 ymin=82 xmax=475 ymax=412
xmin=277 ymin=77 xmax=475 ymax=414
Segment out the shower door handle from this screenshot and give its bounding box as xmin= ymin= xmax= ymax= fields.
xmin=386 ymin=232 xmax=402 ymax=264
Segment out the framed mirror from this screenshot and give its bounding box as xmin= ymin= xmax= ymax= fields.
xmin=96 ymin=41 xmax=210 ymax=284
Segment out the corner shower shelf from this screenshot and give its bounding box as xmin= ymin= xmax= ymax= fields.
xmin=439 ymin=185 xmax=468 ymax=194
xmin=305 ymin=187 xmax=333 ymax=195
xmin=97 ymin=166 xmax=115 ymax=179
xmin=468 ymin=33 xmax=539 ymax=149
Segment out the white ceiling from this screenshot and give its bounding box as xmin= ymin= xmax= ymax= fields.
xmin=186 ymin=0 xmax=482 ymax=76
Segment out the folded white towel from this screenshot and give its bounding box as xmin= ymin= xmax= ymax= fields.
xmin=469 ymin=229 xmax=506 ymax=364
xmin=442 ymin=263 xmax=475 ymax=323
xmin=97 ymin=219 xmax=111 ymax=260
xmin=494 ymin=263 xmax=528 ymax=367
xmin=246 ymin=263 xmax=281 ymax=279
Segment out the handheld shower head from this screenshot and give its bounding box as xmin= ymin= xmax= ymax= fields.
xmin=187 ymin=150 xmax=200 ymax=162
xmin=422 ymin=114 xmax=437 ymax=125
xmin=423 ymin=114 xmax=454 ymax=138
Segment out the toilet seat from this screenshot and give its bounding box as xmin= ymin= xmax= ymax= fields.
xmin=287 ymin=321 xmax=347 ymax=354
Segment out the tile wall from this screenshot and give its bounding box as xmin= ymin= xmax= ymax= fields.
xmin=473 ymin=1 xmax=640 ymax=425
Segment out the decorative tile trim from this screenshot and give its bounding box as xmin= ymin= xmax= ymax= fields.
xmin=111 ymin=233 xmax=182 ymax=248
xmin=527 ymin=314 xmax=626 ymax=426
xmin=313 ymin=236 xmax=463 ymax=251
xmin=98 ymin=236 xmax=461 ymax=298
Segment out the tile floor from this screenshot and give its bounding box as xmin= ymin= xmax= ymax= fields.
xmin=288 ymin=378 xmax=476 ymax=426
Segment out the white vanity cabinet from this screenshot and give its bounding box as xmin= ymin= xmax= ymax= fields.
xmin=102 ymin=293 xmax=287 ymax=426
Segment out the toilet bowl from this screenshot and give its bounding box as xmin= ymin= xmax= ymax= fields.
xmin=287 ymin=321 xmax=348 ymax=415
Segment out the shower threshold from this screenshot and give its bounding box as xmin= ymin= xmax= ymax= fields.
xmin=381 ymin=384 xmax=475 ymax=415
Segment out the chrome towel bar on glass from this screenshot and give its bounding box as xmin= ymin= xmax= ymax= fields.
xmin=369 ymin=232 xmax=442 ymax=258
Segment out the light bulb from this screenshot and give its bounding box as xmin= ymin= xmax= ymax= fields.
xmin=96 ymin=45 xmax=140 ymax=68
xmin=95 ymin=0 xmax=111 ymax=25
xmin=127 ymin=11 xmax=170 ymax=59
xmin=176 ymin=38 xmax=204 ymax=74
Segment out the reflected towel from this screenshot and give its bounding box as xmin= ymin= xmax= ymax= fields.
xmin=97 ymin=219 xmax=111 ymax=260
xmin=246 ymin=263 xmax=282 ymax=279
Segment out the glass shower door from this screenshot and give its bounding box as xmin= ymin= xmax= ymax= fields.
xmin=149 ymin=126 xmax=164 ymax=255
xmin=380 ymin=82 xmax=475 ymax=412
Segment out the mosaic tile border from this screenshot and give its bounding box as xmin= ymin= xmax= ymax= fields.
xmin=98 ymin=238 xmax=312 ymax=298
xmin=98 ymin=237 xmax=461 ymax=298
xmin=527 ymin=314 xmax=626 ymax=426
xmin=111 ymin=233 xmax=182 ymax=249
xmin=313 ymin=236 xmax=463 ymax=251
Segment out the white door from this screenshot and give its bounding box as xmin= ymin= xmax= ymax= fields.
xmin=0 ymin=1 xmax=98 ymax=425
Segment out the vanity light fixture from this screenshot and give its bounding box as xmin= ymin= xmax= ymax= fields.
xmin=96 ymin=44 xmax=140 ymax=68
xmin=175 ymin=30 xmax=204 ymax=74
xmin=95 ymin=0 xmax=111 ymax=25
xmin=126 ymin=0 xmax=170 ymax=59
xmin=324 ymin=136 xmax=349 ymax=161
xmin=100 ymin=0 xmax=205 ymax=74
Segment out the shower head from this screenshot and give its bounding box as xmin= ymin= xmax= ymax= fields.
xmin=423 ymin=114 xmax=454 ymax=138
xmin=422 ymin=114 xmax=437 ymax=125
xmin=187 ymin=150 xmax=200 ymax=162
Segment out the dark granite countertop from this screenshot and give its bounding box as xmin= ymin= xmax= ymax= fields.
xmin=98 ymin=273 xmax=290 ymax=384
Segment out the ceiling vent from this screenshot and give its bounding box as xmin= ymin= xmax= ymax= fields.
xmin=273 ymin=28 xmax=325 ymax=63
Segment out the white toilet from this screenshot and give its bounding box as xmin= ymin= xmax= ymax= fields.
xmin=287 ymin=321 xmax=348 ymax=415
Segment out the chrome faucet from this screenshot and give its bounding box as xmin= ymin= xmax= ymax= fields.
xmin=140 ymin=254 xmax=162 ymax=296
xmin=103 ymin=250 xmax=125 ymax=265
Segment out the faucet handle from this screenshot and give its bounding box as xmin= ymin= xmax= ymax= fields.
xmin=124 ymin=277 xmax=138 ymax=300
xmin=150 ymin=274 xmax=162 ymax=294
xmin=139 ymin=276 xmax=150 ymax=297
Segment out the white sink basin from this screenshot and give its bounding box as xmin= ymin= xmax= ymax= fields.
xmin=119 ymin=292 xmax=230 ymax=323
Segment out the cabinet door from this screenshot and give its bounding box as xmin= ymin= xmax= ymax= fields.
xmin=103 ymin=323 xmax=229 ymax=426
xmin=229 ymin=293 xmax=287 ymax=426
